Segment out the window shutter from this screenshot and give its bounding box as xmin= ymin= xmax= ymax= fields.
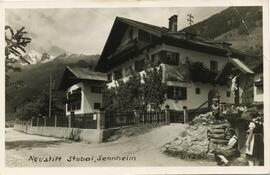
xmin=174 ymin=53 xmax=179 ymax=66
xmin=159 ymin=51 xmax=167 ymax=63
xmin=167 ymin=86 xmax=174 ymax=99
xmin=181 ymin=87 xmax=187 ymax=100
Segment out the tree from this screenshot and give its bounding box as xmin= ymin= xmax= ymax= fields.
xmin=5 ymin=26 xmax=31 ymax=85
xmin=142 ymin=65 xmax=166 ymax=111
xmin=102 ymin=64 xmax=167 ymax=113
xmin=14 ymin=90 xmax=63 ymax=120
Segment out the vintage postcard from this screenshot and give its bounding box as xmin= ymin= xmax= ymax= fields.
xmin=0 ymin=0 xmax=269 ymax=174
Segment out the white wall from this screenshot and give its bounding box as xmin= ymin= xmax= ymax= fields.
xmin=162 ymin=44 xmax=228 ymax=71
xmin=162 ymin=81 xmax=234 ymax=110
xmin=66 ymin=82 xmax=103 ymax=116
xmin=106 ymin=42 xmax=238 ymax=110
xmin=254 ymin=73 xmax=263 ymax=102
xmin=83 ymin=82 xmax=103 ymax=113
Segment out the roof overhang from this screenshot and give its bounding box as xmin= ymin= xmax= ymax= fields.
xmin=215 ymin=58 xmax=254 ymax=83
xmin=58 ymin=66 xmax=107 ymax=91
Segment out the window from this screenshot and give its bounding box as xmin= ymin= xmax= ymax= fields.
xmin=91 ymin=86 xmax=102 ymax=94
xmin=167 ymin=86 xmax=187 ymax=100
xmin=114 ymin=68 xmax=123 ymax=80
xmin=196 ymin=88 xmax=200 ymax=94
xmin=159 ymin=51 xmax=179 ymax=66
xmin=108 ymin=73 xmax=112 ymax=82
xmin=226 ymin=91 xmax=231 ymax=97
xmin=67 ymin=88 xmax=82 ymax=111
xmin=94 ymin=103 xmax=101 ymax=110
xmin=135 ymin=59 xmax=145 ymax=72
xmin=210 ymin=60 xmax=218 ymax=72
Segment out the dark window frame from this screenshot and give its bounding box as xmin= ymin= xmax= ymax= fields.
xmin=94 ymin=103 xmax=101 ymax=110
xmin=108 ymin=73 xmax=112 ymax=82
xmin=159 ymin=51 xmax=179 ymax=66
xmin=114 ymin=68 xmax=123 ymax=80
xmin=210 ymin=60 xmax=218 ymax=72
xmin=67 ymin=88 xmax=82 ymax=111
xmin=196 ymin=88 xmax=201 ymax=94
xmin=167 ymin=86 xmax=187 ymax=100
xmin=91 ymin=86 xmax=102 ymax=94
xmin=226 ymin=91 xmax=231 ymax=97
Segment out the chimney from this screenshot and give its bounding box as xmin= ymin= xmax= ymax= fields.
xmin=168 ymin=15 xmax=178 ymax=32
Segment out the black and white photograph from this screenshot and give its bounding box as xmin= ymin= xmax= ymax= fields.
xmin=2 ymin=0 xmax=269 ymax=174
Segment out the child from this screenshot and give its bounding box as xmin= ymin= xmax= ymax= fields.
xmin=213 ymin=128 xmax=240 ymax=166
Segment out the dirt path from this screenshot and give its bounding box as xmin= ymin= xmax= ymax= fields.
xmin=5 ymin=124 xmax=216 ymax=167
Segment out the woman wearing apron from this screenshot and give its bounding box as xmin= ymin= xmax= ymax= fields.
xmin=245 ymin=115 xmax=264 ymax=166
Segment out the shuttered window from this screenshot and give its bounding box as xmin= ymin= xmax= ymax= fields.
xmin=159 ymin=51 xmax=179 ymax=66
xmin=167 ymin=86 xmax=187 ymax=100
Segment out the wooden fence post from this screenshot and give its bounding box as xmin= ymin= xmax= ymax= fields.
xmin=54 ymin=115 xmax=57 ymax=127
xmin=44 ymin=117 xmax=47 ymax=127
xmin=164 ymin=108 xmax=170 ymax=124
xmin=133 ymin=110 xmax=140 ymax=125
xmin=97 ymin=111 xmax=105 ymax=130
xmin=183 ymin=109 xmax=189 ymax=123
xmin=69 ymin=112 xmax=74 ymax=128
xmin=37 ymin=117 xmax=39 ymax=126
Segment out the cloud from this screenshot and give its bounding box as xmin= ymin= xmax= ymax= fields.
xmin=5 ymin=7 xmax=226 ymax=55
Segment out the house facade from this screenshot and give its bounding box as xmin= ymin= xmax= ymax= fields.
xmin=253 ymin=63 xmax=263 ymax=110
xmin=59 ymin=66 xmax=107 ymax=117
xmin=95 ymin=15 xmax=254 ymax=111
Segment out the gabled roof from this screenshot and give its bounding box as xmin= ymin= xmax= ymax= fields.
xmin=66 ymin=66 xmax=107 ymax=81
xmin=215 ymin=58 xmax=254 ymax=82
xmin=229 ymin=58 xmax=254 ymax=74
xmin=58 ymin=66 xmax=107 ymax=90
xmin=117 ymin=17 xmax=168 ymax=36
xmin=95 ymin=16 xmax=256 ymax=72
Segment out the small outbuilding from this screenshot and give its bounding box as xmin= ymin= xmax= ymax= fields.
xmin=58 ymin=66 xmax=107 ymax=117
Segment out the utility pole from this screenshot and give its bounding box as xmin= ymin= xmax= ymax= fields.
xmin=49 ymin=73 xmax=52 ymax=118
xmin=187 ymin=13 xmax=194 ymax=26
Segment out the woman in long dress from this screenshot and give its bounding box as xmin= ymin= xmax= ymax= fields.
xmin=245 ymin=115 xmax=264 ymax=166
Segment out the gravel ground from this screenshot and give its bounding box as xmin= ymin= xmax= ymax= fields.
xmin=5 ymin=124 xmax=216 ymax=167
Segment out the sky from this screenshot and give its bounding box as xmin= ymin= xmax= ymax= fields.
xmin=5 ymin=7 xmax=227 ymax=56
